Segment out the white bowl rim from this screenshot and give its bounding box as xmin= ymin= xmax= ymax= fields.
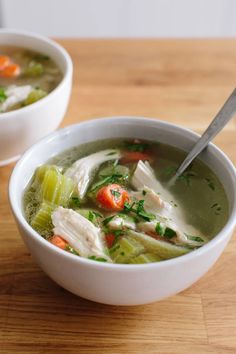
xmin=0 ymin=28 xmax=72 ymax=120
xmin=9 ymin=116 xmax=236 ymax=271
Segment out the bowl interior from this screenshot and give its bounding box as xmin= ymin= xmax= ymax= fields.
xmin=10 ymin=117 xmax=236 ymax=226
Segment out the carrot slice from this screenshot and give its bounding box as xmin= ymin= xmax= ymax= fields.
xmin=121 ymin=151 xmax=152 ymax=164
xmin=105 ymin=234 xmax=116 ymax=248
xmin=51 ymin=235 xmax=68 ymax=250
xmin=0 ymin=63 xmax=21 ymax=78
xmin=0 ymin=55 xmax=10 ymax=70
xmin=96 ymin=183 xmax=130 ymax=211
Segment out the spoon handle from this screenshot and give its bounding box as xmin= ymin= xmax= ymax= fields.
xmin=175 ymin=88 xmax=236 ymax=177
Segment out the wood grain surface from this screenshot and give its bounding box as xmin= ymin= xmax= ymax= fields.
xmin=0 ymin=39 xmax=236 ymax=354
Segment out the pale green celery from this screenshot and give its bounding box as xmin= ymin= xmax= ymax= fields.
xmin=40 ymin=168 xmax=74 ymax=207
xmin=31 ymin=201 xmax=56 ymax=237
xmin=110 ymin=236 xmax=145 ymax=264
xmin=129 ymin=253 xmax=162 ymax=264
xmin=24 ymin=88 xmax=47 ymax=105
xmin=24 ymin=61 xmax=44 ymax=76
xmin=128 ymin=230 xmax=190 ymax=260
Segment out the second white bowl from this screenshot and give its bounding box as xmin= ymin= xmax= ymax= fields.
xmin=0 ymin=29 xmax=73 ymax=166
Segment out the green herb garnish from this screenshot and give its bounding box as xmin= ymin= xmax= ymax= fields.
xmin=70 ymin=196 xmax=81 ymax=208
xmin=205 ymin=178 xmax=215 ymax=191
xmin=90 ymin=173 xmax=124 ymax=192
xmin=163 ymin=165 xmax=197 ymax=186
xmin=66 ymin=245 xmax=79 ymax=255
xmin=210 ymin=202 xmax=221 ymax=215
xmin=111 ymin=189 xmax=121 ymax=198
xmin=178 ymin=171 xmax=197 ymax=186
xmin=103 ymin=215 xmax=116 ymax=226
xmin=88 ymin=211 xmax=94 ymax=222
xmin=124 ymin=200 xmax=155 ymax=222
xmin=164 ymin=227 xmax=176 ymax=239
xmin=88 ymin=210 xmax=102 ymax=222
xmin=185 ymin=234 xmax=204 ymax=243
xmin=0 ymin=87 xmax=7 ymax=103
xmin=113 ymin=229 xmax=124 ymax=237
xmin=88 ymin=255 xmax=107 ymax=262
xmin=163 ymin=166 xmax=177 ymax=176
xmin=155 ymin=222 xmax=165 ymax=236
xmin=125 ymin=141 xmax=149 ymax=152
xmin=155 ymin=222 xmax=176 ymax=239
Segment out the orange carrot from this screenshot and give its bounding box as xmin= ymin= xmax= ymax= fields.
xmin=0 ymin=55 xmax=10 ymax=70
xmin=105 ymin=234 xmax=116 ymax=248
xmin=0 ymin=63 xmax=21 ymax=78
xmin=96 ymin=183 xmax=130 ymax=211
xmin=121 ymin=151 xmax=152 ymax=164
xmin=51 ymin=235 xmax=68 ymax=250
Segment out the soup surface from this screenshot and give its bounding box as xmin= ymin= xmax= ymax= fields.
xmin=24 ymin=139 xmax=229 ymax=264
xmin=0 ymin=46 xmax=62 ymax=112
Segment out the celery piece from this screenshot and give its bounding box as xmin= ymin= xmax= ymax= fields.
xmin=128 ymin=230 xmax=190 ymax=260
xmin=129 ymin=253 xmax=161 ymax=264
xmin=110 ymin=236 xmax=145 ymax=264
xmin=24 ymin=88 xmax=47 ymax=106
xmin=31 ymin=201 xmax=56 ymax=237
xmin=40 ymin=168 xmax=74 ymax=207
xmin=24 ymin=61 xmax=44 ymax=76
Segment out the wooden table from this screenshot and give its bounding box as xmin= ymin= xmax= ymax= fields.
xmin=1 ymin=39 xmax=236 ymax=354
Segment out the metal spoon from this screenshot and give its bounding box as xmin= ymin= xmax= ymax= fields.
xmin=174 ymin=88 xmax=236 ymax=180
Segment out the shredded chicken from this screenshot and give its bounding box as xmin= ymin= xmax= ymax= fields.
xmin=107 ymin=215 xmax=136 ymax=230
xmin=0 ymin=85 xmax=32 ymax=112
xmin=52 ymin=206 xmax=111 ymax=261
xmin=131 ymin=161 xmax=205 ymax=247
xmin=65 ymin=149 xmax=121 ymax=198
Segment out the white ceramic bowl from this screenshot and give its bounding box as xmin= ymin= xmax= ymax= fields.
xmin=0 ymin=29 xmax=72 ymax=166
xmin=9 ymin=117 xmax=236 ymax=305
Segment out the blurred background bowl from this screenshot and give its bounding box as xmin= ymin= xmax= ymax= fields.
xmin=0 ymin=29 xmax=72 ymax=166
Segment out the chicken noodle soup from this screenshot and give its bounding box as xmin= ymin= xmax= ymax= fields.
xmin=24 ymin=139 xmax=229 ymax=264
xmin=0 ymin=46 xmax=62 ymax=112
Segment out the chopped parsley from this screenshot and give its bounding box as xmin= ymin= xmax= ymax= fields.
xmin=124 ymin=200 xmax=155 ymax=222
xmin=90 ymin=173 xmax=125 ymax=192
xmin=69 ymin=196 xmax=81 ymax=208
xmin=125 ymin=141 xmax=149 ymax=152
xmin=103 ymin=215 xmax=116 ymax=226
xmin=163 ymin=166 xmax=177 ymax=176
xmin=177 ymin=171 xmax=197 ymax=186
xmin=113 ymin=229 xmax=124 ymax=237
xmin=210 ymin=202 xmax=221 ymax=215
xmin=155 ymin=222 xmax=176 ymax=239
xmin=88 ymin=210 xmax=102 ymax=222
xmin=111 ymin=189 xmax=121 ymax=198
xmin=88 ymin=255 xmax=107 ymax=262
xmin=163 ymin=165 xmax=197 ymax=186
xmin=185 ymin=234 xmax=204 ymax=243
xmin=0 ymin=87 xmax=7 ymax=103
xmin=164 ymin=227 xmax=176 ymax=239
xmin=205 ymin=178 xmax=215 ymax=191
xmin=155 ymin=222 xmax=165 ymax=236
xmin=66 ymin=245 xmax=79 ymax=255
